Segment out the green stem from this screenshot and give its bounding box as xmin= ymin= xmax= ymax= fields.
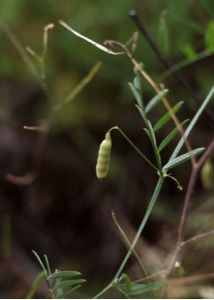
xmin=159 ymin=50 xmax=213 ymax=81
xmin=114 ymin=176 xmax=164 ymax=278
xmin=116 ymin=127 xmax=158 ymax=171
xmin=93 ymin=176 xmax=165 ymax=298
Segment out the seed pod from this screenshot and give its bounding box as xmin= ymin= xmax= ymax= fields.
xmin=96 ymin=131 xmax=112 ymax=179
xmin=201 ymin=159 xmax=213 ymax=190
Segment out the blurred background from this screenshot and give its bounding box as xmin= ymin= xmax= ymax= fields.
xmin=0 ymin=0 xmax=213 ymax=298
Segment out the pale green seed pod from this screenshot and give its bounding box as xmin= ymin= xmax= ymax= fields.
xmin=201 ymin=159 xmax=213 ymax=190
xmin=96 ymin=131 xmax=112 ymax=179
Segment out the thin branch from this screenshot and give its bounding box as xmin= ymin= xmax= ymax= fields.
xmin=59 ymin=20 xmax=194 ymax=162
xmin=169 ymin=272 xmax=214 ymax=285
xmin=59 ymin=20 xmax=124 ymax=55
xmin=104 ymin=39 xmax=195 ymax=165
xmin=0 ymin=17 xmax=47 ymax=91
xmin=111 ymin=211 xmax=147 ymax=275
xmin=160 ymin=49 xmax=214 ymax=81
xmin=196 ymin=139 xmax=214 ymax=169
xmin=161 ymin=138 xmax=214 ymax=297
xmin=181 ymin=229 xmax=214 ymax=247
xmin=133 ymin=270 xmax=167 ymax=283
xmin=129 ymin=10 xmax=214 ymax=123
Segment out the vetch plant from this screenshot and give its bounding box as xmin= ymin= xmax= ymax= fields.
xmin=25 ymin=19 xmax=214 ymax=298
xmin=59 ymin=21 xmax=214 ymax=298
xmin=27 ymin=251 xmax=85 ymax=299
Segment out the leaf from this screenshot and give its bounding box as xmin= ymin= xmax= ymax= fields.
xmin=158 ymin=119 xmax=189 ymax=152
xmin=58 ymin=285 xmax=82 ymax=299
xmin=144 ymin=121 xmax=161 ymax=169
xmin=163 ymin=148 xmax=205 ymax=170
xmin=158 ymin=10 xmax=170 ymax=55
xmin=169 ymin=86 xmax=214 ymax=162
xmin=205 ymin=20 xmax=214 ymax=51
xmin=181 ymin=44 xmax=196 ymax=60
xmin=48 ymin=271 xmax=81 ymax=280
xmin=54 ymin=279 xmax=86 ymax=290
xmin=154 ymin=101 xmax=183 ymax=132
xmin=44 ymin=254 xmax=51 ymax=277
xmin=136 ymin=104 xmax=148 ymax=125
xmin=32 ymin=250 xmax=47 ymax=277
xmin=133 ymin=74 xmax=142 ymax=94
xmin=145 ymin=89 xmax=169 ymax=114
xmin=121 ymin=281 xmax=161 ymax=296
xmin=26 ymin=272 xmax=46 ymax=299
xmin=129 ymin=83 xmax=143 ymax=108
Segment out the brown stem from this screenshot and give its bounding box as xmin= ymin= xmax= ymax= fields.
xmin=129 ymin=10 xmax=214 ymax=124
xmin=181 ymin=229 xmax=214 ymax=247
xmin=104 ymin=40 xmax=195 ymax=164
xmin=169 ymin=272 xmax=214 ymax=285
xmin=161 ymin=138 xmax=214 ymax=296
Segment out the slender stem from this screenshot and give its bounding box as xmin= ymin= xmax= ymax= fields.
xmin=168 ymin=87 xmax=214 ymax=163
xmin=161 ymin=139 xmax=214 ymax=297
xmin=160 ymin=50 xmax=213 ymax=81
xmin=111 ymin=211 xmax=147 ymax=275
xmin=115 ymin=176 xmax=164 ymax=278
xmin=0 ymin=17 xmax=47 ymax=91
xmin=116 ymin=127 xmax=158 ymax=171
xmin=181 ymin=229 xmax=214 ymax=247
xmin=93 ymin=283 xmax=113 ymax=299
xmin=169 ymin=272 xmax=214 ymax=285
xmin=93 ymin=176 xmax=165 ymax=298
xmin=105 ymin=40 xmax=195 ymax=166
xmin=129 ymin=10 xmax=214 ymax=125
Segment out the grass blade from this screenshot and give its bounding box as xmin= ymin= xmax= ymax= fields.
xmin=158 ymin=11 xmax=170 ymax=55
xmin=26 ymin=272 xmax=46 ymax=299
xmin=163 ymin=148 xmax=205 ymax=170
xmin=169 ymin=85 xmax=214 ymax=163
xmin=53 ymin=62 xmax=101 ymax=112
xmin=32 ymin=250 xmax=47 ymax=277
xmin=158 ymin=119 xmax=189 ymax=152
xmin=145 ymin=89 xmax=168 ymax=114
xmin=154 ymin=101 xmax=183 ymax=132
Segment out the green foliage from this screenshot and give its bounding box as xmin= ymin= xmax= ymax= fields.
xmin=201 ymin=159 xmax=214 ymax=190
xmin=163 ymin=147 xmax=205 ymax=171
xmin=158 ymin=119 xmax=189 ymax=152
xmin=181 ymin=43 xmax=197 ymax=60
xmin=113 ymin=274 xmax=161 ymax=298
xmin=145 ymin=89 xmax=168 ymax=114
xmin=26 ymin=272 xmax=46 ymax=299
xmin=30 ymin=251 xmax=85 ymax=299
xmin=205 ymin=20 xmax=214 ymax=51
xmin=158 ymin=10 xmax=170 ymax=55
xmin=153 ymin=101 xmax=183 ymax=132
xmin=1 ymin=1 xmax=214 ymax=299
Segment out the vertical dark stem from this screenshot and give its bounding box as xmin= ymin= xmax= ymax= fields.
xmin=161 ymin=139 xmax=214 ymax=297
xmin=129 ymin=10 xmax=214 ymax=123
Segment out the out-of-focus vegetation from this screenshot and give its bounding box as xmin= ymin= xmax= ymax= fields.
xmin=0 ymin=0 xmax=213 ymax=298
